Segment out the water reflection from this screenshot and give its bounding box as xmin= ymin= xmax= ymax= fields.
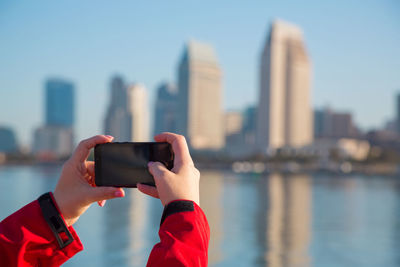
xmin=1 ymin=166 xmax=400 ymax=267
xmin=256 ymin=173 xmax=312 ymax=267
xmin=200 ymin=171 xmax=224 ymax=265
xmin=103 ymin=189 xmax=132 ymax=266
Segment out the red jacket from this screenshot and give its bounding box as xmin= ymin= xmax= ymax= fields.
xmin=0 ymin=193 xmax=210 ymax=267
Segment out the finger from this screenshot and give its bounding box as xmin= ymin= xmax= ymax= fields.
xmin=148 ymin=161 xmax=171 ymax=182
xmin=137 ymin=183 xmax=159 ymax=199
xmin=86 ymin=161 xmax=95 ymax=177
xmin=154 ymin=132 xmax=193 ymax=166
xmin=88 ymin=186 xmax=125 ymax=203
xmin=73 ymin=135 xmax=114 ymax=163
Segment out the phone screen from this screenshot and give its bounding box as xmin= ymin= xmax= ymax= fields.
xmin=94 ymin=142 xmax=174 ymax=187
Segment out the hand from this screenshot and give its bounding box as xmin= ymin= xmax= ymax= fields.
xmin=53 ymin=135 xmax=125 ymax=226
xmin=137 ymin=132 xmax=200 ymax=206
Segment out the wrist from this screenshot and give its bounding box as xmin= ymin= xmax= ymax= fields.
xmin=38 ymin=192 xmax=75 ymax=248
xmin=52 ymin=191 xmax=74 ymax=227
xmin=161 ymin=199 xmax=196 ymax=225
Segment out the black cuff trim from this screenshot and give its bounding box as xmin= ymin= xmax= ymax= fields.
xmin=38 ymin=192 xmax=74 ymax=249
xmin=160 ymin=200 xmax=195 ymax=226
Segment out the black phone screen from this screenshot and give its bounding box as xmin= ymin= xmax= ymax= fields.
xmin=94 ymin=142 xmax=174 ymax=187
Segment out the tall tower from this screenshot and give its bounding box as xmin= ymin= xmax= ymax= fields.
xmin=104 ymin=75 xmax=130 ymax=141
xmin=396 ymin=93 xmax=400 ymax=134
xmin=104 ymin=76 xmax=149 ymax=141
xmin=45 ymin=79 xmax=74 ymax=127
xmin=33 ymin=78 xmax=75 ymax=158
xmin=256 ymin=20 xmax=313 ymax=153
xmin=177 ymin=40 xmax=225 ymax=150
xmin=127 ymin=84 xmax=149 ymax=142
xmin=153 ymin=82 xmax=178 ymax=136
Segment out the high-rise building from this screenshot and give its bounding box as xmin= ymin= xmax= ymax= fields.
xmin=314 ymin=107 xmax=358 ymax=139
xmin=224 ymin=111 xmax=243 ymax=137
xmin=33 ymin=78 xmax=75 ymax=159
xmin=396 ymin=93 xmax=400 ymax=134
xmin=242 ymin=106 xmax=257 ymax=148
xmin=177 ymin=40 xmax=224 ymax=150
xmin=224 ymin=111 xmax=243 ymax=155
xmin=126 ymin=84 xmax=149 ymax=141
xmin=0 ymin=127 xmax=18 ymax=153
xmin=256 ymin=20 xmax=313 ymax=153
xmin=45 ymin=79 xmax=74 ymax=127
xmin=153 ymin=82 xmax=178 ymax=136
xmin=104 ymin=76 xmax=149 ymax=141
xmin=33 ymin=126 xmax=73 ymax=159
xmin=104 ymin=76 xmax=131 ymax=141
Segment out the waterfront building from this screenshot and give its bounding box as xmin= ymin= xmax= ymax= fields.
xmin=0 ymin=127 xmax=18 ymax=153
xmin=396 ymin=93 xmax=400 ymax=134
xmin=104 ymin=76 xmax=149 ymax=141
xmin=33 ymin=126 xmax=73 ymax=159
xmin=177 ymin=40 xmax=225 ymax=150
xmin=224 ymin=111 xmax=244 ymax=155
xmin=314 ymin=107 xmax=358 ymax=139
xmin=256 ymin=20 xmax=313 ymax=153
xmin=45 ymin=79 xmax=74 ymax=127
xmin=126 ymin=83 xmax=149 ymax=142
xmin=153 ymin=82 xmax=178 ymax=136
xmin=33 ymin=78 xmax=75 ymax=158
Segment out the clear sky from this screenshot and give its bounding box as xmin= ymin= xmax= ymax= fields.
xmin=0 ymin=0 xmax=399 ymax=147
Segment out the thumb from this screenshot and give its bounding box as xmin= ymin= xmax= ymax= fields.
xmin=148 ymin=161 xmax=171 ymax=182
xmin=87 ymin=186 xmax=125 ymax=203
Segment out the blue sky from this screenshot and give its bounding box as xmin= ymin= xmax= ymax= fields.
xmin=0 ymin=0 xmax=399 ymax=147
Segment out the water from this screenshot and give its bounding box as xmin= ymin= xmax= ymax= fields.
xmin=1 ymin=165 xmax=400 ymax=267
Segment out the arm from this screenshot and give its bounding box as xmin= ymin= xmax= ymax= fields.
xmin=147 ymin=200 xmax=210 ymax=267
xmin=138 ymin=132 xmax=209 ymax=267
xmin=0 ymin=194 xmax=83 ymax=267
xmin=0 ymin=135 xmax=125 ymax=266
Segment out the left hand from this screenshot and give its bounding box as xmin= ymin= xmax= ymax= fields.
xmin=53 ymin=135 xmax=125 ymax=226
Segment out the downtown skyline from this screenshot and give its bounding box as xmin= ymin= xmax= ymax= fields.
xmin=0 ymin=1 xmax=399 ymax=147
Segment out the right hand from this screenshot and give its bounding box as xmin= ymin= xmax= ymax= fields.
xmin=137 ymin=132 xmax=200 ymax=206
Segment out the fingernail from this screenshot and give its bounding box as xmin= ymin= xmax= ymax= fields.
xmin=105 ymin=135 xmax=114 ymax=139
xmin=148 ymin=161 xmax=154 ymax=167
xmin=99 ymin=200 xmax=106 ymax=207
xmin=115 ymin=190 xmax=124 ymax=197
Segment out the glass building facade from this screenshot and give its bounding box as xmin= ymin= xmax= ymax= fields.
xmin=45 ymin=79 xmax=74 ymax=127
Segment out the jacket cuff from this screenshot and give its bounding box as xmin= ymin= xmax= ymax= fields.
xmin=160 ymin=200 xmax=195 ymax=226
xmin=37 ymin=192 xmax=83 ymax=261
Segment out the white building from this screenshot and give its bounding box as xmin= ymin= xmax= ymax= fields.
xmin=256 ymin=20 xmax=313 ymax=153
xmin=33 ymin=126 xmax=73 ymax=159
xmin=127 ymin=84 xmax=149 ymax=142
xmin=177 ymin=40 xmax=225 ymax=150
xmin=104 ymin=76 xmax=149 ymax=142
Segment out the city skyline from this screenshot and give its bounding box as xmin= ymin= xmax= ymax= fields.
xmin=0 ymin=1 xmax=399 ymax=147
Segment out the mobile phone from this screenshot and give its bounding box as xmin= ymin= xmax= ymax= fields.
xmin=94 ymin=142 xmax=174 ymax=188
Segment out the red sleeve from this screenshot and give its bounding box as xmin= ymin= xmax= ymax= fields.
xmin=147 ymin=200 xmax=210 ymax=267
xmin=0 ymin=195 xmax=83 ymax=267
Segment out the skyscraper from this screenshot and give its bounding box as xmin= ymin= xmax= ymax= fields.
xmin=396 ymin=93 xmax=400 ymax=134
xmin=45 ymin=79 xmax=74 ymax=127
xmin=126 ymin=84 xmax=149 ymax=141
xmin=33 ymin=78 xmax=75 ymax=159
xmin=256 ymin=20 xmax=313 ymax=153
xmin=104 ymin=76 xmax=149 ymax=141
xmin=104 ymin=76 xmax=131 ymax=141
xmin=242 ymin=106 xmax=257 ymax=149
xmin=0 ymin=127 xmax=18 ymax=153
xmin=177 ymin=40 xmax=224 ymax=150
xmin=314 ymin=107 xmax=358 ymax=139
xmin=153 ymin=82 xmax=178 ymax=136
